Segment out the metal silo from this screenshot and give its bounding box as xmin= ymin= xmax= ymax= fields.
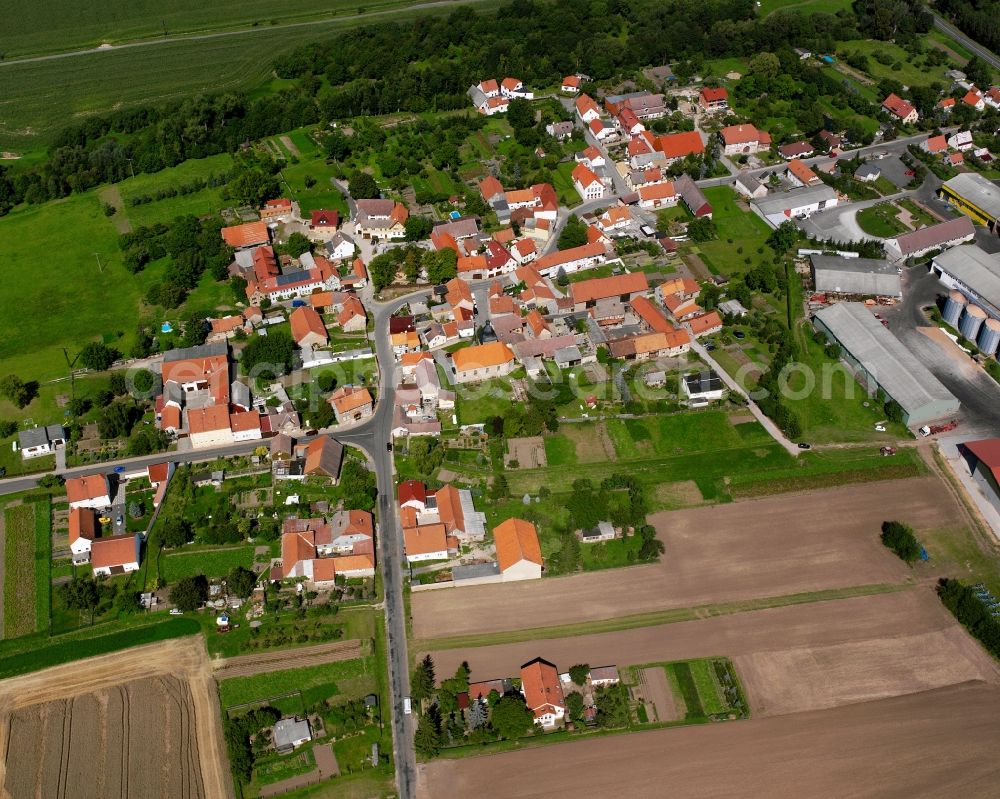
xmin=978 ymin=317 xmax=1000 ymax=356
xmin=959 ymin=304 xmax=987 ymax=342
xmin=943 ymin=290 xmax=967 ymax=327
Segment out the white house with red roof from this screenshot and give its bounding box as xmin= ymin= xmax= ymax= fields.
xmin=66 ymin=474 xmax=112 ymax=510
xmin=698 ymin=87 xmax=729 ymax=112
xmin=520 ymin=658 xmax=566 ymax=730
xmin=719 ymin=124 xmax=771 ymax=156
xmin=68 ymin=507 xmax=99 ymax=564
xmin=572 ymin=163 xmax=606 ymax=201
xmin=91 ymin=534 xmax=141 ymax=576
xmin=575 ymin=94 xmax=601 ymax=124
xmin=882 ymin=93 xmax=918 ymax=124
xmin=500 ymin=77 xmax=533 ymax=99
xmin=561 ymin=75 xmax=581 ymax=93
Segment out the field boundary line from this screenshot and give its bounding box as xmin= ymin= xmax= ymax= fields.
xmin=415 ymin=582 xmax=913 ymax=651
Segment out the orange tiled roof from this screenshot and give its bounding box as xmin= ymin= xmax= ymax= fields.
xmin=493 ymin=517 xmax=542 ymax=571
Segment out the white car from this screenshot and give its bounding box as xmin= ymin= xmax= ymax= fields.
xmin=875 ymin=424 xmax=886 ymax=432
xmin=169 ymin=608 xmax=183 ymax=616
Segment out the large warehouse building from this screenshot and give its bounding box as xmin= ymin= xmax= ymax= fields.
xmin=939 ymin=173 xmax=1000 ymax=233
xmin=813 ymin=302 xmax=960 ymax=426
xmin=810 ymin=254 xmax=901 ymax=299
xmin=883 ymin=215 xmax=974 ymax=261
xmin=931 ymin=244 xmax=1000 ymax=320
xmin=753 ymin=185 xmax=838 ymax=226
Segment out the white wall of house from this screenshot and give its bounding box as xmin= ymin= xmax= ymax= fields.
xmin=501 ymin=559 xmax=543 ymax=581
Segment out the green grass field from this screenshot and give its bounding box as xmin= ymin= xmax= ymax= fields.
xmin=758 ymin=0 xmax=851 ymax=15
xmin=0 ymin=2 xmax=488 ymax=151
xmin=3 ymin=504 xmax=38 ymax=638
xmin=836 ymin=39 xmax=960 ymax=89
xmin=33 ymin=498 xmax=51 ymax=632
xmin=0 ymin=615 xmax=200 ymax=677
xmin=0 ymin=193 xmax=141 ymax=383
xmin=695 ymin=186 xmax=774 ymax=277
xmin=159 ymin=545 xmax=255 ymax=583
xmin=0 ymin=0 xmax=459 ymax=59
xmin=856 ymin=203 xmax=907 ymax=237
xmin=117 ymin=153 xmax=234 ymax=227
xmin=219 ymin=656 xmax=376 ymax=709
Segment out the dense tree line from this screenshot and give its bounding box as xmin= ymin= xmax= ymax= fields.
xmin=937 ymin=578 xmax=1000 ymax=658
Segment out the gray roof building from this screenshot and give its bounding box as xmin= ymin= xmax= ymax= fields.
xmin=273 ymin=717 xmax=312 ymax=753
xmin=885 ymin=215 xmax=974 ymax=260
xmin=941 ymin=173 xmax=1000 ymax=223
xmin=932 ymin=244 xmax=1000 ymax=318
xmin=813 ymin=302 xmax=960 ymax=426
xmin=810 ymin=255 xmax=902 ymax=298
xmin=163 ymin=341 xmax=227 ymax=363
xmin=18 ymin=424 xmax=66 ymax=450
xmin=754 ymin=185 xmax=838 ymax=219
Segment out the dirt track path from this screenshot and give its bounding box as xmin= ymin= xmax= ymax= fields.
xmin=0 ymin=636 xmax=234 ymax=799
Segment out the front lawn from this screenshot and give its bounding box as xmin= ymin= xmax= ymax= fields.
xmin=856 ymin=203 xmax=907 ymax=237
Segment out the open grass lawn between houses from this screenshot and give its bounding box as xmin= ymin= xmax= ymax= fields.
xmin=3 ymin=504 xmax=38 ymax=638
xmin=694 ymin=187 xmax=774 ymax=277
xmin=220 ymin=656 xmax=376 ymax=712
xmin=159 ymin=544 xmax=256 ymax=584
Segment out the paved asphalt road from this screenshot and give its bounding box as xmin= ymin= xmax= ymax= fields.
xmin=0 ymin=286 xmax=429 ymax=799
xmin=932 ymin=13 xmax=1000 ymax=72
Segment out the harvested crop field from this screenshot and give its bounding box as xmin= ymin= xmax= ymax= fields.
xmin=420 ymin=589 xmax=1000 ymax=717
xmin=212 ymin=639 xmax=365 ymax=679
xmin=413 ymin=478 xmax=955 ymax=639
xmin=5 ymin=676 xmax=203 ymax=799
xmin=417 ymin=681 xmax=1000 ymax=798
xmin=0 ymin=637 xmax=232 ymax=799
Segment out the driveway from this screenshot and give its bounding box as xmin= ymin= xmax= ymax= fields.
xmin=882 ymin=267 xmax=1000 ymax=434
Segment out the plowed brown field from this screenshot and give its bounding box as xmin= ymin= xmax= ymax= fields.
xmin=421 ymin=589 xmax=1000 ymax=717
xmin=417 ymin=682 xmax=1000 ymax=798
xmin=0 ymin=636 xmax=232 ymax=799
xmin=412 ymin=478 xmax=957 ymax=640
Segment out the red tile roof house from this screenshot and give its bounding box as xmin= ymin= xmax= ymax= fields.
xmin=654 ymin=131 xmax=706 ymax=165
xmin=688 ymin=310 xmax=724 ymax=337
xmin=329 ymin=385 xmax=374 ymax=424
xmin=533 ymin=241 xmax=608 ymax=279
xmin=520 ymin=658 xmax=566 ymax=730
xmin=963 ymin=87 xmax=985 ymax=111
xmin=310 ymin=209 xmax=340 ymax=234
xmin=260 ymin=197 xmax=293 ymax=221
xmin=921 ymin=135 xmax=948 ymax=155
xmin=575 ymin=94 xmax=601 ymax=124
xmin=882 ymin=93 xmax=918 ymax=125
xmin=91 ymin=534 xmax=141 ymax=576
xmin=719 ymin=124 xmax=771 ymax=156
xmin=290 ymin=306 xmax=329 ymax=349
xmin=778 ymin=140 xmax=815 ymax=160
xmin=561 ymin=75 xmax=581 ymax=93
xmin=66 ymin=474 xmax=112 ymax=510
xmin=68 ymin=507 xmax=99 ymax=564
xmin=572 ymin=163 xmax=606 ymax=201
xmin=698 ymin=86 xmax=729 ymax=112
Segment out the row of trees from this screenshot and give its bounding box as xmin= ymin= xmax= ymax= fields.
xmin=937 ymin=578 xmax=1000 ymax=658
